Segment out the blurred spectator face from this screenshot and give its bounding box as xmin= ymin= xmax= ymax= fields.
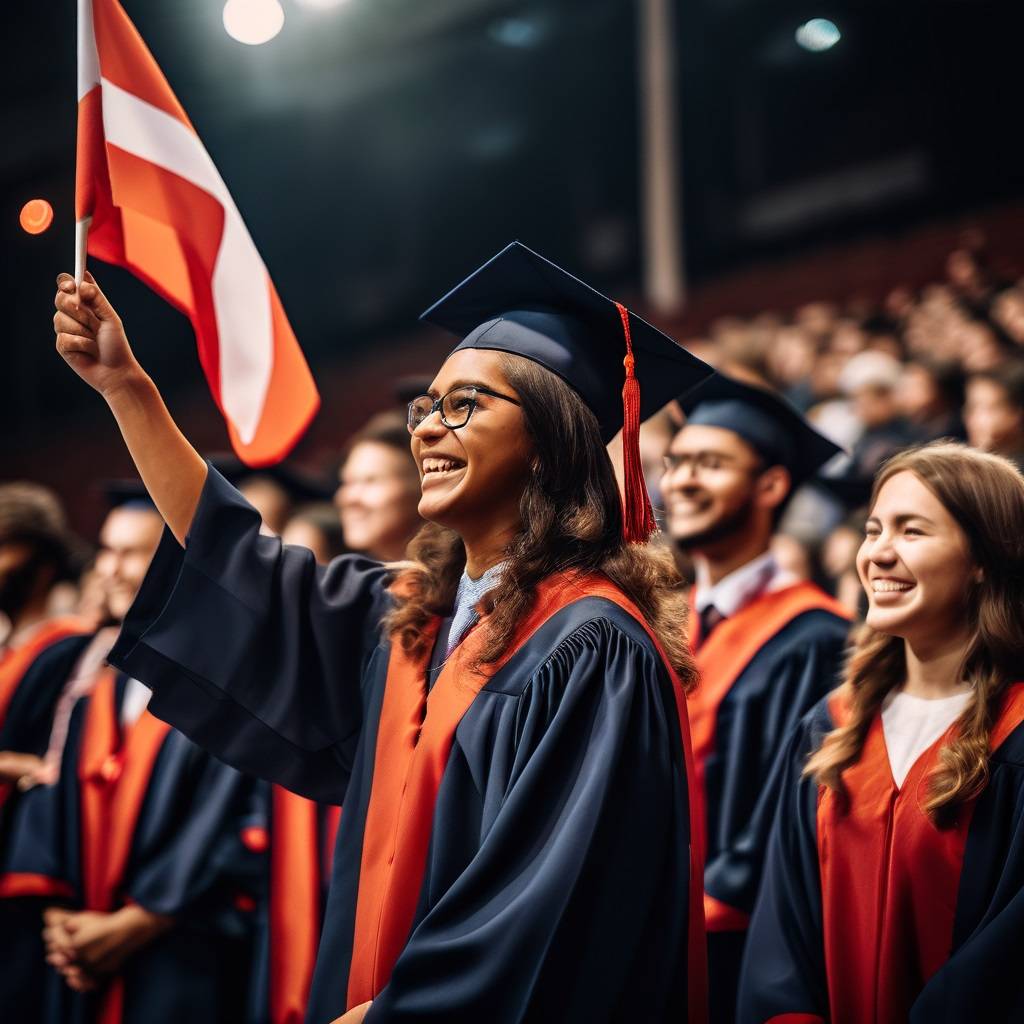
xmin=767 ymin=327 xmax=816 ymax=387
xmin=991 ymin=288 xmax=1024 ymax=345
xmin=946 ymin=249 xmax=984 ymax=293
xmin=282 ymin=519 xmax=334 ymax=565
xmin=885 ymin=286 xmax=916 ymax=322
xmin=963 ymin=377 xmax=1024 ymax=454
xmin=958 ymin=321 xmax=1006 ymax=373
xmin=853 ymin=384 xmax=899 ymax=430
xmin=661 ymin=424 xmax=775 ymax=550
xmin=795 ymin=302 xmax=839 ymax=342
xmin=335 ymin=441 xmax=420 ymax=561
xmin=897 ymin=363 xmax=940 ymax=422
xmin=810 ymin=350 xmax=847 ymax=400
xmin=92 ymin=506 xmax=164 ymax=623
xmin=771 ymin=533 xmax=811 ymax=581
xmin=238 ymin=477 xmax=292 ymax=536
xmin=830 ymin=321 xmax=867 ymax=357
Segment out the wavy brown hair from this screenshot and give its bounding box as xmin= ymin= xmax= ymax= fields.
xmin=383 ymin=353 xmax=696 ymax=688
xmin=805 ymin=442 xmax=1024 ymax=824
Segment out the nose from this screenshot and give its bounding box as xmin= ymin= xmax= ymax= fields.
xmin=411 ymin=409 xmax=448 ymax=441
xmin=864 ymin=530 xmax=897 ymax=567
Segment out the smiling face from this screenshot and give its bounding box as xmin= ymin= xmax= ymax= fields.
xmin=93 ymin=506 xmax=164 ymax=623
xmin=857 ymin=470 xmax=978 ymax=645
xmin=410 ymin=349 xmax=534 ymax=540
xmin=660 ymin=423 xmax=784 ymax=552
xmin=335 ymin=441 xmax=420 ymax=560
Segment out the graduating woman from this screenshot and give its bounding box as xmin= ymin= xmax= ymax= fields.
xmin=51 ymin=242 xmax=713 ymax=1024
xmin=740 ymin=442 xmax=1024 ymax=1024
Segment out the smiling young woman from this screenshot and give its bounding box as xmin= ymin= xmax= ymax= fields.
xmin=739 ymin=442 xmax=1024 ymax=1024
xmin=50 ymin=243 xmax=714 ymax=1024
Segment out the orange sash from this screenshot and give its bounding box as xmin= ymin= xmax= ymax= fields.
xmin=269 ymin=786 xmax=322 ymax=1024
xmin=689 ymin=582 xmax=848 ymax=931
xmin=346 ymin=572 xmax=707 ymax=1023
xmin=0 ymin=616 xmax=89 ymax=730
xmin=78 ymin=669 xmax=172 ymax=1024
xmin=0 ymin=616 xmax=89 ymax=814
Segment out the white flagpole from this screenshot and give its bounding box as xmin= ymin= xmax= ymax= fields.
xmin=76 ymin=0 xmax=99 ymax=284
xmin=74 ymin=216 xmax=91 ymax=284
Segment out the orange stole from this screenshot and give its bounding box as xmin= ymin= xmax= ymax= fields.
xmin=0 ymin=616 xmax=90 ymax=814
xmin=346 ymin=573 xmax=708 ymax=1024
xmin=818 ymin=683 xmax=1024 ymax=1024
xmin=0 ymin=616 xmax=90 ymax=729
xmin=78 ymin=669 xmax=172 ymax=1024
xmin=688 ymin=582 xmax=848 ymax=931
xmin=269 ymin=786 xmax=323 ymax=1024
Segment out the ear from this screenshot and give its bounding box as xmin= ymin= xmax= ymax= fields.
xmin=754 ymin=465 xmax=792 ymax=512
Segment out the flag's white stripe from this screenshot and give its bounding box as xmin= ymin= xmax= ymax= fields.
xmin=100 ymin=78 xmax=272 ymax=444
xmin=77 ymin=0 xmax=100 ymax=100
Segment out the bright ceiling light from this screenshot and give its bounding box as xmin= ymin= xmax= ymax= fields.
xmin=795 ymin=18 xmax=841 ymax=53
xmin=223 ymin=0 xmax=285 ymax=46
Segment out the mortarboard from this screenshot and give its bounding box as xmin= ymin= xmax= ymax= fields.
xmin=420 ymin=241 xmax=713 ymax=541
xmin=678 ymin=373 xmax=843 ymax=488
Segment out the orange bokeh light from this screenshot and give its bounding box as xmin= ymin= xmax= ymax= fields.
xmin=20 ymin=198 xmax=54 ymax=235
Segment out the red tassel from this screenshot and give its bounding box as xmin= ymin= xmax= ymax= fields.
xmin=615 ymin=302 xmax=657 ymax=543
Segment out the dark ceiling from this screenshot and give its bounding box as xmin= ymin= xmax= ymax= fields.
xmin=3 ymin=0 xmax=1022 ymax=457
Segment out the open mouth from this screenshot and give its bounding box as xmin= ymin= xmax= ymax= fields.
xmin=421 ymin=456 xmax=466 ymax=479
xmin=871 ymin=579 xmax=915 ymax=594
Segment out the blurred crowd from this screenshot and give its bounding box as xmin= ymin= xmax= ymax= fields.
xmin=6 ymin=238 xmax=1024 ymax=646
xmin=647 ymin=237 xmax=1024 ymax=617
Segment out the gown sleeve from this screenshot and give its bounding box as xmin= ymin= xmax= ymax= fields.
xmin=365 ymin=617 xmax=693 ymax=1023
xmin=737 ymin=701 xmax=834 ymax=1024
xmin=107 ymin=465 xmax=393 ymax=803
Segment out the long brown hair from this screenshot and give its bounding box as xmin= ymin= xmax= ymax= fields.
xmin=383 ymin=353 xmax=696 ymax=688
xmin=805 ymin=442 xmax=1024 ymax=824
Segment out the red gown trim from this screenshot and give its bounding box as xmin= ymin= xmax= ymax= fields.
xmin=269 ymin=785 xmax=322 ymax=1024
xmin=78 ymin=668 xmax=172 ymax=1024
xmin=346 ymin=572 xmax=708 ymax=1023
xmin=818 ymin=682 xmax=1024 ymax=1023
xmin=688 ymin=582 xmax=848 ymax=931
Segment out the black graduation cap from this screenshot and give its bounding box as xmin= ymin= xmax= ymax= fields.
xmin=678 ymin=373 xmax=843 ymax=488
xmin=420 ymin=241 xmax=713 ymax=541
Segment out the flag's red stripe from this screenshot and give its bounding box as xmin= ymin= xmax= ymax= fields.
xmin=92 ymin=0 xmax=194 ymax=130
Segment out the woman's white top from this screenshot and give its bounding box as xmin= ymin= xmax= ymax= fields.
xmin=881 ymin=688 xmax=972 ymax=788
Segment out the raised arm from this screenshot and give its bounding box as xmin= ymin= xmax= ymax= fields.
xmin=53 ymin=272 xmax=205 ymax=544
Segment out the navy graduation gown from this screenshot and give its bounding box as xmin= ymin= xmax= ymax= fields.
xmin=740 ymin=684 xmax=1024 ymax=1024
xmin=0 ymin=633 xmax=92 ymax=1024
xmin=108 ymin=466 xmax=704 ymax=1023
xmin=2 ymin=672 xmax=267 ymax=1024
xmin=688 ymin=584 xmax=849 ymax=1023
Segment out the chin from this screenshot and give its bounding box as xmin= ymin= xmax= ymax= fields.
xmin=864 ymin=605 xmax=916 ymax=638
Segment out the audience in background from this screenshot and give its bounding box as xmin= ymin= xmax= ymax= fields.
xmin=334 ymin=410 xmax=421 ymax=562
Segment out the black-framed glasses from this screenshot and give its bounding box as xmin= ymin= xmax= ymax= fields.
xmin=407 ymin=385 xmax=521 ymax=432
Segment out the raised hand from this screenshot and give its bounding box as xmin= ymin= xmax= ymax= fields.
xmin=53 ymin=271 xmax=143 ymax=396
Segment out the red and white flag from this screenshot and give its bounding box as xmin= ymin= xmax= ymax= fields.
xmin=76 ymin=0 xmax=319 ymax=466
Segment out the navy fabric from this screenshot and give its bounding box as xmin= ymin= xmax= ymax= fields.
xmin=0 ymin=632 xmax=91 ymax=1024
xmin=738 ymin=701 xmax=834 ymax=1024
xmin=109 ymin=466 xmax=696 ymax=1023
xmin=2 ymin=678 xmax=267 ymax=1024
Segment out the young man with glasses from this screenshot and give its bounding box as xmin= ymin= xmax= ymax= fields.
xmin=661 ymin=373 xmax=851 ymax=1024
